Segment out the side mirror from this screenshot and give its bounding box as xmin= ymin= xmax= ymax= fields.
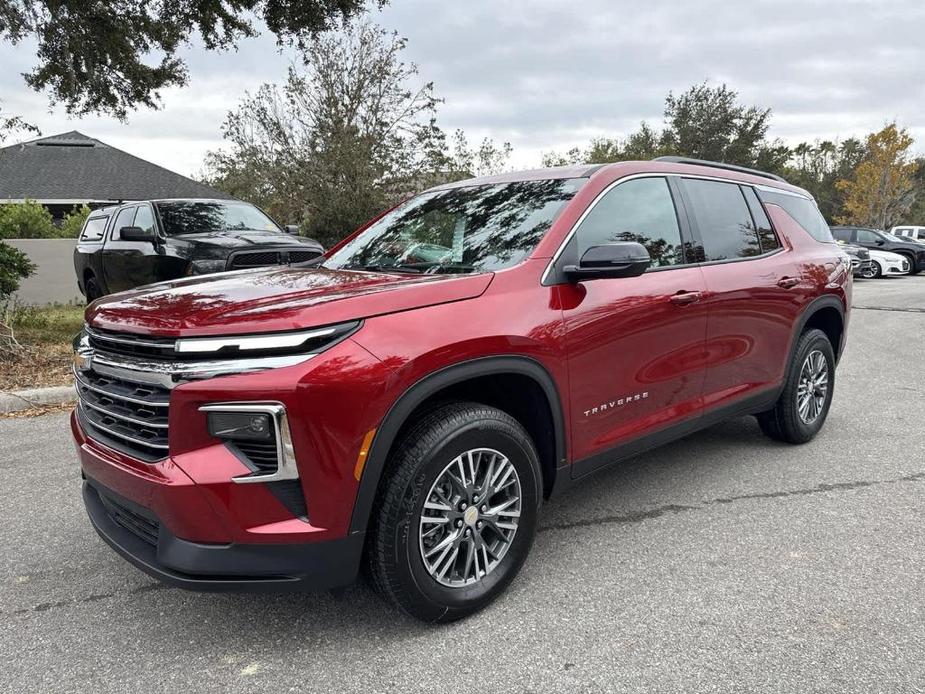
xmin=120 ymin=226 xmax=156 ymax=243
xmin=876 ymin=239 xmax=885 ymax=246
xmin=285 ymin=224 xmax=300 ymax=235
xmin=563 ymin=242 xmax=651 ymax=281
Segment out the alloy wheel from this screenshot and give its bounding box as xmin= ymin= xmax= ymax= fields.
xmin=797 ymin=349 xmax=828 ymax=424
xmin=419 ymin=448 xmax=522 ymax=587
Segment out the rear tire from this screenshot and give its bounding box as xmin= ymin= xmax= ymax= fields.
xmin=757 ymin=328 xmax=835 ymax=444
xmin=366 ymin=401 xmax=541 ymax=622
xmin=85 ymin=275 xmax=102 ymax=303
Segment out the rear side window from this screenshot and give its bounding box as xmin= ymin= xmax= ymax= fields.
xmin=741 ymin=186 xmax=781 ymax=253
xmin=682 ymin=178 xmax=762 ymax=261
xmin=759 ymin=189 xmax=833 ymax=243
xmin=80 ymin=216 xmax=108 ymax=242
xmin=574 ymin=177 xmax=685 ymax=268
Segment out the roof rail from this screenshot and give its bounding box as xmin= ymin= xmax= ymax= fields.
xmin=653 ymin=156 xmax=787 ymax=183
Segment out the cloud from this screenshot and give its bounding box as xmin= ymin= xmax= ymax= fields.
xmin=1 ymin=0 xmax=924 ymax=175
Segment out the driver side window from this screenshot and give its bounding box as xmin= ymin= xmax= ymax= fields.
xmin=857 ymin=229 xmax=881 ymax=243
xmin=575 ymin=177 xmax=685 ymax=268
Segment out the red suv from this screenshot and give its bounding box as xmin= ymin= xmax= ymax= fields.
xmin=72 ymin=157 xmax=851 ymax=621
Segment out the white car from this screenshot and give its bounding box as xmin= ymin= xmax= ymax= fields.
xmin=862 ymin=248 xmax=911 ymax=278
xmin=890 ymin=225 xmax=925 ymax=242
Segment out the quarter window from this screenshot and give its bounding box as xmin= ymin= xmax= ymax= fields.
xmin=758 ymin=189 xmax=833 ymax=243
xmin=574 ymin=177 xmax=685 ymax=268
xmin=79 ymin=216 xmax=108 ymax=242
xmin=683 ymin=179 xmax=762 ymax=261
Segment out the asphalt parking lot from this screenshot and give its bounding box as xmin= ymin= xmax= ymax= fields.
xmin=2 ymin=276 xmax=924 ymax=693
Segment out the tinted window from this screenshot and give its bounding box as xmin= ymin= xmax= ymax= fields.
xmin=741 ymin=186 xmax=781 ymax=253
xmin=155 ymin=201 xmax=281 ymax=236
xmin=133 ymin=205 xmax=156 ymax=234
xmin=759 ymin=189 xmax=833 ymax=243
xmin=80 ymin=216 xmax=108 ymax=242
xmin=112 ymin=207 xmax=137 ymax=240
xmin=326 ymin=179 xmax=583 ymax=274
xmin=574 ymin=177 xmax=684 ymax=268
xmin=831 ymin=227 xmax=852 ymax=242
xmin=683 ymin=179 xmax=761 ymax=261
xmin=856 ymin=229 xmax=882 ymax=243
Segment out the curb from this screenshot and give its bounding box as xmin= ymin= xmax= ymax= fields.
xmin=0 ymin=385 xmax=76 ymax=414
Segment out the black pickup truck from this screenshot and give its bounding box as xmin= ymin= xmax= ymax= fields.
xmin=74 ymin=199 xmax=323 ymax=301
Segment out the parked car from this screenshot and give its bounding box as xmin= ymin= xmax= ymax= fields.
xmin=74 ymin=199 xmax=323 ymax=301
xmin=890 ymin=225 xmax=925 ymax=242
xmin=72 ymin=157 xmax=850 ymax=621
xmin=830 ymin=225 xmax=925 ymax=274
xmin=863 ymin=248 xmax=911 ymax=278
xmin=836 ymin=241 xmax=874 ymax=278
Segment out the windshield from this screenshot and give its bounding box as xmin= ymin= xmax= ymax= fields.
xmin=324 ymin=179 xmax=584 ymax=274
xmin=155 ymin=201 xmax=282 ymax=236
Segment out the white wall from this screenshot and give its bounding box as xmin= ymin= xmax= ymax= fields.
xmin=5 ymin=239 xmax=82 ymax=305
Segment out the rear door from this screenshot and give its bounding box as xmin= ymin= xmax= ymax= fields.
xmin=677 ymin=178 xmax=804 ymax=409
xmin=559 ymin=176 xmax=709 ymax=474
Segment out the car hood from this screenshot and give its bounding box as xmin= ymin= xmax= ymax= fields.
xmin=86 ymin=267 xmax=494 ymax=337
xmin=171 ymin=229 xmax=319 ymax=249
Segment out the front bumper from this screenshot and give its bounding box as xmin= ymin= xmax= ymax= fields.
xmin=83 ymin=476 xmax=364 ymax=591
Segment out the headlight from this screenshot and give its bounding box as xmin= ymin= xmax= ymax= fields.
xmin=174 ymin=320 xmax=360 ymax=357
xmin=187 ymin=259 xmax=228 ymax=275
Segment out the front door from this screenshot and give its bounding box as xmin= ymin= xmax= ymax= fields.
xmin=102 ymin=205 xmax=162 ymax=292
xmin=557 ymin=176 xmax=709 ymax=475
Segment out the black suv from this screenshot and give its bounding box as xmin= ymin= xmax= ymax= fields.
xmin=830 ymin=225 xmax=925 ymax=275
xmin=74 ymin=199 xmax=323 ymax=300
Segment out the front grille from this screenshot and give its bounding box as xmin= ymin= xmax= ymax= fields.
xmin=75 ymin=368 xmax=170 ymax=462
xmin=229 ymin=248 xmax=322 ymax=270
xmin=97 ymin=488 xmax=160 ymax=546
xmin=233 ymin=439 xmax=279 ymax=472
xmin=86 ymin=326 xmax=177 ymax=360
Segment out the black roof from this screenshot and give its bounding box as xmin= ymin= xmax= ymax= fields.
xmin=0 ymin=131 xmax=233 ymax=203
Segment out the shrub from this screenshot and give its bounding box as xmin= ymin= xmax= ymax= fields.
xmin=0 ymin=199 xmax=58 ymax=239
xmin=58 ymin=204 xmax=92 ymax=238
xmin=0 ymin=241 xmax=34 ymax=300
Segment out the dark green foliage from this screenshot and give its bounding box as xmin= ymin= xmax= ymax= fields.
xmin=0 ymin=0 xmax=379 ymax=119
xmin=0 ymin=241 xmax=34 ymax=300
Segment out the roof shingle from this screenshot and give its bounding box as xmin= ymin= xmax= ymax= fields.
xmin=0 ymin=131 xmax=233 ymax=202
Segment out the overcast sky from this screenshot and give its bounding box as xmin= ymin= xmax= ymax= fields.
xmin=2 ymin=0 xmax=923 ymax=177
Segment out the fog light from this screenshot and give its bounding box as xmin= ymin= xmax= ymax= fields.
xmin=207 ymin=411 xmax=273 ymax=442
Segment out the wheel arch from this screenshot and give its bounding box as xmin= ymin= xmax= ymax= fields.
xmin=790 ymin=295 xmax=846 ymax=368
xmin=348 ymin=356 xmax=567 ymax=535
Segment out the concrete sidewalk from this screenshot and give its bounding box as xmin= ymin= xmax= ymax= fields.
xmin=0 ymin=384 xmax=75 ymax=414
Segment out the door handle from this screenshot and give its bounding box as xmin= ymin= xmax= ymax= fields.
xmin=777 ymin=276 xmax=800 ymax=289
xmin=669 ymin=290 xmax=702 ymax=305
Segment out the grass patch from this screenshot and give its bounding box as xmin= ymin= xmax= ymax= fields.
xmin=1 ymin=302 xmax=84 ymax=390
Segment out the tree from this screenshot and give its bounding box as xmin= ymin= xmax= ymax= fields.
xmin=0 ymin=0 xmax=380 ymax=119
xmin=836 ymin=124 xmax=918 ymax=229
xmin=204 ymin=21 xmax=511 ymax=248
xmin=899 ymin=158 xmax=925 ymax=225
xmin=58 ymin=204 xmax=92 ymax=238
xmin=0 ymin=199 xmax=58 ymax=239
xmin=782 ymin=138 xmax=866 ymax=222
xmin=542 ymin=83 xmax=787 ymax=172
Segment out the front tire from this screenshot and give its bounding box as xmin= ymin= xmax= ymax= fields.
xmin=861 ymin=261 xmax=881 ymax=279
xmin=366 ymin=402 xmax=541 ymax=622
xmin=757 ymin=328 xmax=835 ymax=444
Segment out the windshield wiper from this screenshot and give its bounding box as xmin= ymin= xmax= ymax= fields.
xmin=340 ymin=263 xmax=423 ymax=274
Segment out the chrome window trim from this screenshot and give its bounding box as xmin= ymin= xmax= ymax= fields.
xmin=199 ymin=403 xmax=299 ymax=484
xmin=541 ymin=172 xmax=810 ymax=284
